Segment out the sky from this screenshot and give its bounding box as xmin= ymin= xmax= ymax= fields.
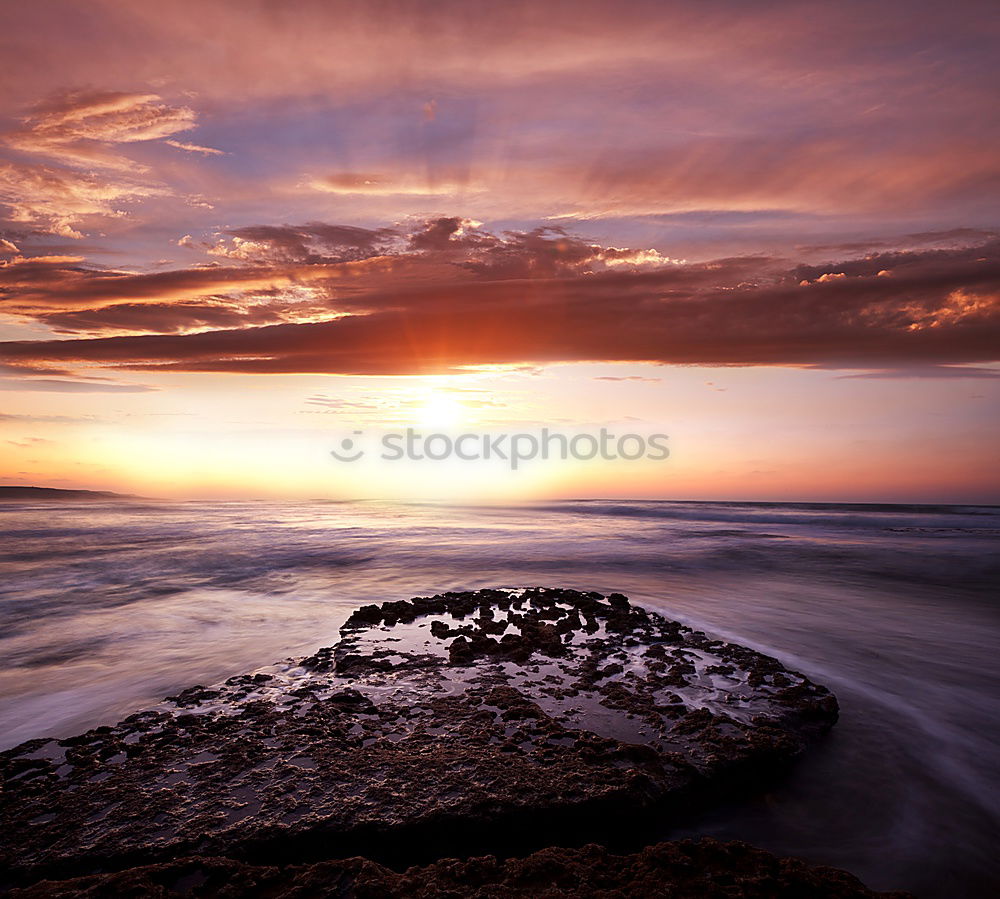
xmin=1 ymin=0 xmax=998 ymax=502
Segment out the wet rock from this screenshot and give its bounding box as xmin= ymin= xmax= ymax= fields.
xmin=429 ymin=620 xmax=452 ymax=639
xmin=343 ymin=604 xmax=383 ymax=628
xmin=5 ymin=839 xmax=910 ymax=898
xmin=1 ymin=588 xmax=840 ymax=890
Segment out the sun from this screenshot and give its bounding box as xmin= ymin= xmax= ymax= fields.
xmin=414 ymin=391 xmax=464 ymax=430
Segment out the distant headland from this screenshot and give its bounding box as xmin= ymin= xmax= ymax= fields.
xmin=0 ymin=486 xmax=138 ymax=502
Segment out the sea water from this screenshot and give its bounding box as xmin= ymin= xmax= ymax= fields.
xmin=1 ymin=499 xmax=997 ymax=896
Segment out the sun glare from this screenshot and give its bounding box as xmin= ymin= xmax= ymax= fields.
xmin=414 ymin=392 xmax=464 ymax=430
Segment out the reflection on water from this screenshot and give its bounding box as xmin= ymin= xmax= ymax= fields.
xmin=1 ymin=499 xmax=998 ymax=896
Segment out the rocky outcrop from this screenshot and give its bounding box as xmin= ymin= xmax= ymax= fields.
xmin=7 ymin=840 xmax=910 ymax=898
xmin=1 ymin=589 xmax=840 ymax=892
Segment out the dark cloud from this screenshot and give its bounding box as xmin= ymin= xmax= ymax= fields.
xmin=205 ymin=223 xmax=397 ymax=265
xmin=793 ymin=239 xmax=1000 ymax=283
xmin=0 ymin=224 xmax=997 ymax=376
xmin=0 ymin=257 xmax=333 ymax=312
xmin=407 ymin=217 xmax=469 ymax=251
xmin=404 ymin=219 xmax=679 ymax=278
xmin=1 ymin=219 xmax=681 ymax=321
xmin=837 ymin=366 xmax=1000 ymax=379
xmin=39 ymin=302 xmax=287 ymax=334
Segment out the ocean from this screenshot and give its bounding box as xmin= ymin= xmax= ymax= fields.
xmin=1 ymin=499 xmax=998 ymax=896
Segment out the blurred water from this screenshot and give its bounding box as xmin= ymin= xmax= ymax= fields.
xmin=1 ymin=499 xmax=998 ymax=896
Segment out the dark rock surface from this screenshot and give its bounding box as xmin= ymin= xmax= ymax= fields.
xmin=7 ymin=839 xmax=910 ymax=898
xmin=1 ymin=589 xmax=840 ymax=891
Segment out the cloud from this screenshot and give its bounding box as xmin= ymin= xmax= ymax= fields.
xmin=303 ymin=386 xmax=507 ymax=417
xmin=301 ymin=130 xmax=1000 ymax=221
xmin=311 ymin=172 xmax=475 ymax=197
xmin=0 ymin=412 xmax=90 ymax=423
xmin=5 ymin=1 xmax=992 ymax=117
xmin=38 ymin=302 xmax=289 ymax=335
xmin=163 ymin=139 xmax=226 ymax=156
xmin=799 ymin=228 xmax=1000 ymax=256
xmin=5 ymin=91 xmax=196 ymax=168
xmin=0 ymin=226 xmax=996 ymax=376
xmin=303 ymin=395 xmax=392 ymax=414
xmin=0 ymin=377 xmax=158 ymax=392
xmin=0 ymin=219 xmax=682 ymax=327
xmin=0 ymin=361 xmax=86 ymax=377
xmin=399 ymin=217 xmax=681 ymax=276
xmin=534 ymin=135 xmax=1000 ymax=220
xmin=0 ymin=91 xmax=206 ymax=237
xmin=0 ymin=254 xmax=336 ymax=314
xmin=199 ymin=223 xmax=396 ymax=265
xmin=0 ymin=160 xmax=169 ymax=239
xmin=593 ymin=376 xmax=663 ymax=383
xmin=6 ymin=436 xmax=54 ymax=447
xmin=0 ymin=358 xmax=160 ymax=392
xmin=837 ymin=366 xmax=1000 ymax=379
xmin=3 ymin=2 xmax=998 ymax=246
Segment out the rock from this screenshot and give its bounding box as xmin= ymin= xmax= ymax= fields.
xmin=0 ymin=588 xmax=839 ymax=891
xmin=343 ymin=604 xmax=383 ymax=628
xmin=5 ymin=839 xmax=911 ymax=897
xmin=429 ymin=620 xmax=452 ymax=639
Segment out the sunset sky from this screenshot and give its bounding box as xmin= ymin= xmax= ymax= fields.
xmin=1 ymin=0 xmax=998 ymax=501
